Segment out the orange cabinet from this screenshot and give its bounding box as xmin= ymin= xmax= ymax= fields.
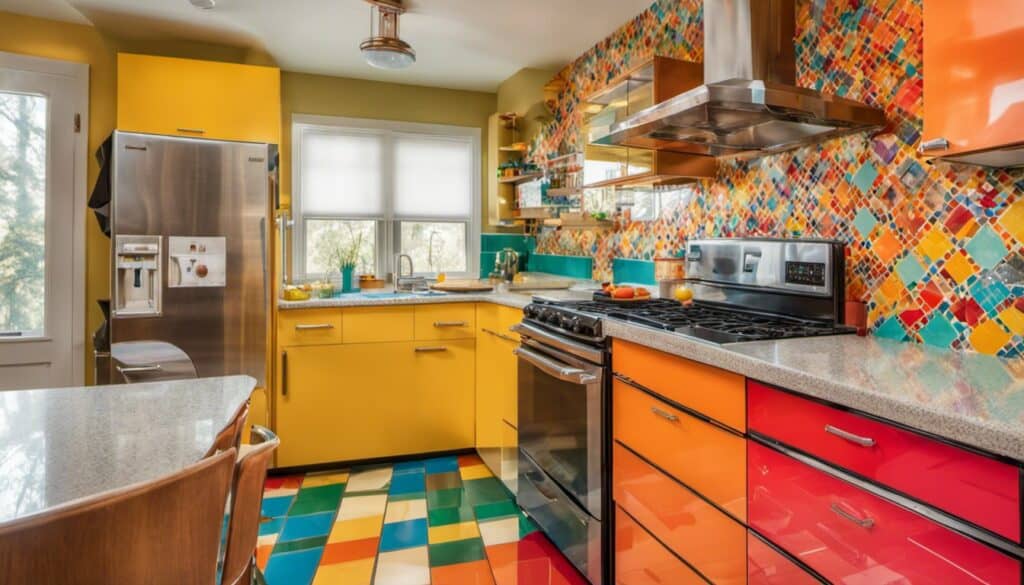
xmin=613 ymin=339 xmax=745 ymax=431
xmin=613 ymin=380 xmax=746 ymax=520
xmin=615 ymin=507 xmax=706 ymax=585
xmin=923 ymin=0 xmax=1024 ymax=164
xmin=613 ymin=443 xmax=746 ymax=584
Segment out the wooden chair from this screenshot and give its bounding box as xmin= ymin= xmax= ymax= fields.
xmin=207 ymin=399 xmax=251 ymax=457
xmin=222 ymin=425 xmax=280 ymax=585
xmin=0 ymin=448 xmax=236 ymax=584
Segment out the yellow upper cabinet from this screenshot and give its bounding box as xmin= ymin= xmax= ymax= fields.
xmin=117 ymin=53 xmax=281 ymax=144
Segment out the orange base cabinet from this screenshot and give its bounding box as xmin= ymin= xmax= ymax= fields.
xmin=613 ymin=380 xmax=746 ymax=520
xmin=613 ymin=339 xmax=745 ymax=431
xmin=613 ymin=443 xmax=746 ymax=584
xmin=615 ymin=508 xmax=706 ymax=585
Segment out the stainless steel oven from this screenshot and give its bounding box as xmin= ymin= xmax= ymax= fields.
xmin=514 ymin=321 xmax=606 ymax=585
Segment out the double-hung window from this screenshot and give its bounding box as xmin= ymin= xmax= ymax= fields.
xmin=293 ymin=116 xmax=480 ymax=280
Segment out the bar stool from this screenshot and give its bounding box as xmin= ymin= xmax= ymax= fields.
xmin=221 ymin=425 xmax=280 ymax=585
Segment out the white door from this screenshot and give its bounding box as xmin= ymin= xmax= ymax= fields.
xmin=0 ymin=53 xmax=87 ymax=390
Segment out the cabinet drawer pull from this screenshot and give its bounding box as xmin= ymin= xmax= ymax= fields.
xmin=482 ymin=327 xmax=517 ymax=343
xmin=281 ymin=350 xmax=288 ymax=397
xmin=124 ymin=145 xmax=148 ymax=151
xmin=434 ymin=321 xmax=468 ymax=328
xmin=825 ymin=424 xmax=875 ymax=447
xmin=414 ymin=346 xmax=448 ymax=353
xmin=116 ymin=364 xmax=162 ymax=374
xmin=294 ymin=323 xmax=334 ymax=331
xmin=918 ymin=137 xmax=949 ymax=153
xmin=651 ymin=406 xmax=679 ymax=423
xmin=830 ymin=502 xmax=875 ymax=529
xmin=177 ymin=127 xmax=205 ymax=134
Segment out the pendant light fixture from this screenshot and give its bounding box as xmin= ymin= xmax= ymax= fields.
xmin=360 ymin=0 xmax=416 ymax=70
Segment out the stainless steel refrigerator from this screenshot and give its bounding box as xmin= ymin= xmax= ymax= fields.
xmin=98 ymin=132 xmax=274 ymax=386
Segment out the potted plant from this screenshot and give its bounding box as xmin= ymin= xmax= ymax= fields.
xmin=326 ymin=231 xmax=365 ymax=293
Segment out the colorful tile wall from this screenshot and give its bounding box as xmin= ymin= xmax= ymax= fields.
xmin=531 ymin=0 xmax=1024 ymax=356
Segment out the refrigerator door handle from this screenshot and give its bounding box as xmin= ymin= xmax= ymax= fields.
xmin=260 ymin=216 xmax=268 ymax=303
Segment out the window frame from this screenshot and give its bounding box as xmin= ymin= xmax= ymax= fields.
xmin=292 ymin=115 xmax=480 ymax=281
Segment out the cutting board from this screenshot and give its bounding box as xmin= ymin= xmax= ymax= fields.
xmin=430 ymin=280 xmax=495 ymax=293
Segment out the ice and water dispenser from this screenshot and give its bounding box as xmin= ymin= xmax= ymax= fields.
xmin=114 ymin=235 xmax=161 ymax=317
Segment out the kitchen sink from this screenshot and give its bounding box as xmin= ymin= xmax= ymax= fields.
xmin=345 ymin=291 xmax=449 ymax=300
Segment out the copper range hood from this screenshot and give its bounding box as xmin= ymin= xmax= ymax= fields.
xmin=595 ymin=0 xmax=887 ymax=158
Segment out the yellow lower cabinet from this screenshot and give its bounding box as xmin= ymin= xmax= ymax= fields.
xmin=275 ymin=339 xmax=475 ymax=467
xmin=475 ymin=307 xmax=520 ymax=482
xmin=475 ymin=328 xmax=503 ymax=476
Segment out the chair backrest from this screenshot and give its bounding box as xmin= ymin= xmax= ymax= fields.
xmin=221 ymin=426 xmax=280 ymax=585
xmin=0 ymin=448 xmax=236 ymax=585
xmin=207 ymin=399 xmax=251 ymax=457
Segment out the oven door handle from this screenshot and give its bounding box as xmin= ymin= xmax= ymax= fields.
xmin=514 ymin=347 xmax=598 ymax=384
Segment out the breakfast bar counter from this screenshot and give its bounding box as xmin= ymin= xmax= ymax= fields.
xmin=0 ymin=375 xmax=255 ymax=524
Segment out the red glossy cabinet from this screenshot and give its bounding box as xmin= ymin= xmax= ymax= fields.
xmin=748 ymin=441 xmax=1021 ymax=585
xmin=748 ymin=381 xmax=1021 ymax=541
xmin=747 ymin=531 xmax=821 ymax=585
xmin=923 ymin=0 xmax=1024 ymax=161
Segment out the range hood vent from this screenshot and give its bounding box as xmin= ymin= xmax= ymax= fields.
xmin=596 ymin=0 xmax=887 ymax=157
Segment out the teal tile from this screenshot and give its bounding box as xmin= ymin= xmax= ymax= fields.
xmin=965 ymin=225 xmax=1010 ymax=270
xmin=288 ymin=484 xmax=344 ymax=516
xmin=463 ymin=478 xmax=510 ymax=506
xmin=527 ymin=254 xmax=593 ymax=279
xmin=874 ymin=316 xmax=908 ymax=341
xmin=428 ymin=538 xmax=487 ymax=567
xmin=380 ymin=518 xmax=428 ymax=552
xmin=280 ymin=512 xmax=334 ymax=542
xmin=428 ymin=504 xmax=475 ymax=526
xmin=272 ymin=535 xmax=328 ymax=554
xmin=853 ymin=208 xmax=878 ymax=238
xmin=473 ymin=499 xmax=519 ymax=521
xmin=852 ymin=161 xmax=879 ymax=193
xmin=612 ymin=258 xmax=656 ymax=285
xmin=427 ymin=487 xmax=466 ymax=509
xmin=264 ymin=547 xmax=322 ymax=585
xmin=918 ymin=314 xmax=958 ymax=349
xmin=481 ymin=234 xmax=535 ymax=253
xmin=895 ymin=254 xmax=926 ymax=287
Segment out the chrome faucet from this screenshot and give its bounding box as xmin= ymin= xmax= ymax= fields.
xmin=394 ymin=254 xmax=426 ymax=292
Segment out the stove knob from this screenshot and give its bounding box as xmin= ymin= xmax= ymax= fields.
xmin=560 ymin=315 xmax=577 ymax=329
xmin=546 ymin=312 xmax=562 ymax=325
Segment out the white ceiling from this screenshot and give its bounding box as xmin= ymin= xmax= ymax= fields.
xmin=1 ymin=0 xmax=655 ymax=92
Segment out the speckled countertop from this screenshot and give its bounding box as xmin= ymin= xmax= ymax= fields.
xmin=0 ymin=375 xmax=255 ymax=524
xmin=605 ymin=320 xmax=1024 ymax=462
xmin=278 ymin=287 xmax=596 ymax=311
xmin=280 ymin=290 xmax=1024 ymax=461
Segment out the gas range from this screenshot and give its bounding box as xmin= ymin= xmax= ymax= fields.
xmin=522 ymin=238 xmax=857 ymax=346
xmin=523 ymin=297 xmax=855 ymax=345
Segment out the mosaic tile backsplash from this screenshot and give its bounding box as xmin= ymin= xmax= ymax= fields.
xmin=530 ymin=0 xmax=1024 ymax=357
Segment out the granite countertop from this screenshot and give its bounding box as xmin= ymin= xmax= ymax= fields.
xmin=279 ymin=290 xmax=533 ymax=310
xmin=0 ymin=375 xmax=255 ymax=524
xmin=605 ymin=320 xmax=1024 ymax=462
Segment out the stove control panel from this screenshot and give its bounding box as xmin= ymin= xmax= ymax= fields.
xmin=785 ymin=261 xmax=826 ymax=287
xmin=523 ymin=304 xmax=603 ymax=339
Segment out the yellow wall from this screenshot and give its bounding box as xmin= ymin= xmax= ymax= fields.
xmin=496 ymin=67 xmax=559 ymax=148
xmin=280 ymin=71 xmax=497 ymax=228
